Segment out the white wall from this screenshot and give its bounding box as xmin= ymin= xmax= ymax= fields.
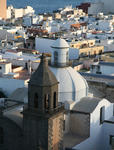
xmin=14 ymin=9 xmax=24 ymax=18
xmin=0 ymin=78 xmax=28 ymax=96
xmin=101 ymin=65 xmax=114 ymax=75
xmin=74 ymin=99 xmax=113 ymax=150
xmin=97 ymin=20 xmax=112 ymax=31
xmin=7 ymin=8 xmax=11 ymax=19
xmin=103 ymin=122 xmax=114 ymax=150
xmin=23 ymin=16 xmax=32 ymax=27
xmin=96 ymin=40 xmax=114 ymax=52
xmin=0 ymin=63 xmax=12 ymax=74
xmin=35 ymin=37 xmax=54 ymax=53
xmin=24 ymin=6 xmax=35 ymax=15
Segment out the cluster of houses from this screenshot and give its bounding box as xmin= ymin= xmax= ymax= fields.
xmin=0 ymin=3 xmax=114 ymax=150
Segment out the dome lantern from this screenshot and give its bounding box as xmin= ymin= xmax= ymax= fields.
xmin=51 ymin=38 xmax=69 ymax=67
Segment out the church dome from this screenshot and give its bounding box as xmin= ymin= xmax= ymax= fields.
xmin=50 ymin=66 xmax=88 ymax=102
xmin=51 ymin=38 xmax=69 ymax=49
xmin=50 ymin=38 xmax=88 ymax=102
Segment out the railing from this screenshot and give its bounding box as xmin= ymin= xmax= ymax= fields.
xmin=48 ymin=60 xmax=73 ymax=68
xmin=23 ymin=102 xmax=64 ymax=115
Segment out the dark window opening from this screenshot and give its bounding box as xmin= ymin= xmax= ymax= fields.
xmin=53 ymin=92 xmax=56 ymax=108
xmin=100 ymin=106 xmax=105 ymax=124
xmin=110 ymin=135 xmax=114 ymax=149
xmin=99 ymin=50 xmax=102 ymax=55
xmin=66 ymin=52 xmax=69 ymax=62
xmin=54 ymin=51 xmax=58 ymax=64
xmin=44 ymin=94 xmax=50 ymax=109
xmin=25 ymin=62 xmax=28 ymax=69
xmin=63 ymin=120 xmax=65 ymax=131
xmin=34 ymin=93 xmax=38 ymax=108
xmin=0 ymin=127 xmax=4 ymax=144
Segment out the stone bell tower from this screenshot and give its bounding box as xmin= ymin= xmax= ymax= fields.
xmin=23 ymin=54 xmax=64 ymax=150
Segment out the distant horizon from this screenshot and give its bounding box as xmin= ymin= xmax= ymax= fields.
xmin=7 ymin=0 xmax=93 ymax=14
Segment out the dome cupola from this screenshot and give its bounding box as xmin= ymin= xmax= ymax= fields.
xmin=50 ymin=39 xmax=88 ymax=103
xmin=51 ymin=38 xmax=69 ymax=67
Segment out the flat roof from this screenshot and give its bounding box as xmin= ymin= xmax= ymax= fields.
xmin=0 ymin=61 xmax=11 ymax=64
xmin=14 ymin=69 xmax=30 ymax=80
xmin=99 ymin=61 xmax=114 ymax=66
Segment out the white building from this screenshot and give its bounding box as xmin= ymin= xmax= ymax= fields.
xmin=96 ymin=39 xmax=114 ymax=52
xmin=0 ymin=77 xmax=28 ymax=96
xmin=71 ymin=97 xmax=114 ymax=150
xmin=7 ymin=5 xmax=35 ymax=19
xmin=0 ymin=62 xmax=12 ymax=75
xmin=0 ymin=49 xmax=41 ymax=96
xmin=23 ymin=16 xmax=32 ymax=27
xmin=0 ymin=59 xmax=28 ymax=96
xmin=90 ymin=61 xmax=114 ymax=76
xmin=97 ymin=20 xmax=113 ymax=31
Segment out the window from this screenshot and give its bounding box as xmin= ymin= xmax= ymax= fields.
xmin=54 ymin=51 xmax=58 ymax=64
xmin=94 ymin=51 xmax=96 ymax=55
xmin=63 ymin=120 xmax=65 ymax=131
xmin=100 ymin=106 xmax=105 ymax=124
xmin=66 ymin=52 xmax=69 ymax=62
xmin=53 ymin=92 xmax=56 ymax=108
xmin=99 ymin=50 xmax=102 ymax=55
xmin=0 ymin=127 xmax=4 ymax=144
xmin=34 ymin=93 xmax=38 ymax=108
xmin=97 ymin=65 xmax=100 ymax=72
xmin=44 ymin=94 xmax=50 ymax=109
xmin=110 ymin=135 xmax=114 ymax=149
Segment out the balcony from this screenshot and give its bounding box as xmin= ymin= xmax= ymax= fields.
xmin=23 ymin=102 xmax=65 ymax=117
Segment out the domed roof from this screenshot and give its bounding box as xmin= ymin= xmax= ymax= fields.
xmin=50 ymin=66 xmax=88 ymax=102
xmin=30 ymin=54 xmax=58 ymax=86
xmin=51 ymin=38 xmax=69 ymax=49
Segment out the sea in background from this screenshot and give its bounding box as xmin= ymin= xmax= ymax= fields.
xmin=7 ymin=0 xmax=93 ymax=14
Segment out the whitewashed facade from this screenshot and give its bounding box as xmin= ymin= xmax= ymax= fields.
xmin=73 ymin=97 xmax=114 ymax=150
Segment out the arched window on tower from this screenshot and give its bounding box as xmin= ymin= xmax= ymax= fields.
xmin=0 ymin=127 xmax=4 ymax=144
xmin=54 ymin=51 xmax=58 ymax=65
xmin=34 ymin=93 xmax=38 ymax=108
xmin=44 ymin=94 xmax=50 ymax=110
xmin=53 ymin=92 xmax=56 ymax=108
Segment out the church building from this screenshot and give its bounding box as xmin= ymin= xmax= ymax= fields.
xmin=0 ymin=54 xmax=65 ymax=150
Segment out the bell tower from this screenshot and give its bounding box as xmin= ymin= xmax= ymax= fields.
xmin=23 ymin=54 xmax=64 ymax=150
